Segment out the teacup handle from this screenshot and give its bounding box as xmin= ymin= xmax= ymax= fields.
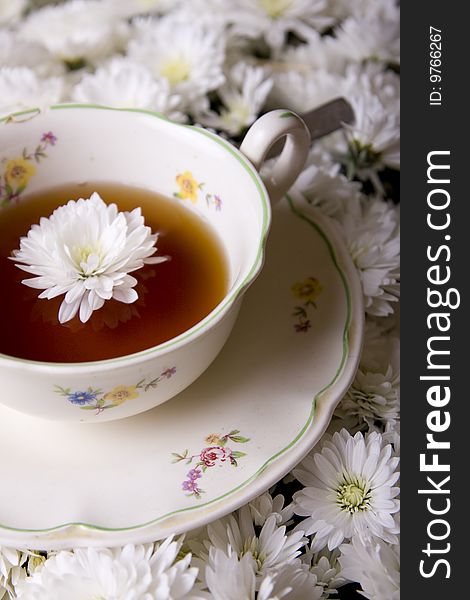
xmin=239 ymin=109 xmax=311 ymax=204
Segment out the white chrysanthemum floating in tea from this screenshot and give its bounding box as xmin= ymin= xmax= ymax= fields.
xmin=11 ymin=192 xmax=168 ymax=324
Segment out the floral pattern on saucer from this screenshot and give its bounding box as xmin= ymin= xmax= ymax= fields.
xmin=174 ymin=170 xmax=222 ymax=211
xmin=0 ymin=132 xmax=57 ymax=208
xmin=291 ymin=277 xmax=322 ymax=333
xmin=54 ymin=367 xmax=176 ymax=415
xmin=172 ymin=430 xmax=250 ymax=499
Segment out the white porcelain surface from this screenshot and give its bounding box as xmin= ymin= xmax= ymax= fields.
xmin=0 ymin=105 xmax=310 ymax=422
xmin=0 ymin=197 xmax=363 ymax=550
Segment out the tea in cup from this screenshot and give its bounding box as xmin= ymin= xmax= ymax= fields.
xmin=0 ymin=105 xmax=310 ymax=421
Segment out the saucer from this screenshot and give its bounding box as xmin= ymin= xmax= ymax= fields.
xmin=0 ymin=196 xmax=363 ymax=550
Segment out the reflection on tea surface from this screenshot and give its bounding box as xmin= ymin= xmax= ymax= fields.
xmin=0 ymin=182 xmax=228 ymax=362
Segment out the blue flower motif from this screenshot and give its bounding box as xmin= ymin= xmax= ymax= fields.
xmin=67 ymin=390 xmax=97 ymax=405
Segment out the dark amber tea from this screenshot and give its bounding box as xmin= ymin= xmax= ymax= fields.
xmin=0 ymin=183 xmax=228 ymax=362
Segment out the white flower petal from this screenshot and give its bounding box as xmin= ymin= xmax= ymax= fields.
xmin=113 ymin=287 xmax=139 ymax=304
xmin=12 ymin=192 xmax=166 ymax=324
xmin=58 ymin=296 xmax=82 ymax=324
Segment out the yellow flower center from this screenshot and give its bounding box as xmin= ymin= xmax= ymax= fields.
xmin=11 ymin=165 xmax=26 ymax=178
xmin=71 ymin=245 xmax=103 ymax=276
xmin=259 ymin=0 xmax=293 ymax=18
xmin=161 ymin=56 xmax=191 ymax=85
xmin=336 ymin=477 xmax=371 ymax=513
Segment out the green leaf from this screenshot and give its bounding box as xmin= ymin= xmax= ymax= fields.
xmin=229 ymin=436 xmax=250 ymax=444
xmin=53 ymin=385 xmax=70 ymax=396
xmin=231 ymin=451 xmax=247 ymax=458
xmin=227 ymin=429 xmax=240 ymax=436
xmin=292 ymin=306 xmax=307 ymax=318
xmin=80 ymin=406 xmax=100 ymax=411
xmin=280 ymin=111 xmax=296 ymax=119
xmin=144 ymin=377 xmax=161 ymax=391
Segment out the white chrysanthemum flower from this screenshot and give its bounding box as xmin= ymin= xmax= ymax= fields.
xmin=293 ymin=429 xmax=400 ymax=551
xmin=269 ymin=67 xmax=341 ymax=114
xmin=205 ymin=547 xmax=257 ymax=600
xmin=204 ymin=547 xmax=323 ymax=600
xmin=229 ymin=0 xmax=332 ymax=49
xmin=11 ymin=192 xmax=168 ymax=324
xmin=338 ymin=537 xmax=400 ymax=600
xmin=192 ymin=504 xmax=306 ymax=587
xmin=0 ymin=67 xmax=64 ymax=118
xmin=197 ymin=63 xmax=272 ymax=135
xmin=288 ymin=158 xmax=362 ymax=218
xmin=1 ymin=547 xmax=29 ymax=598
xmin=336 ymin=64 xmax=400 ymax=180
xmin=19 ymin=0 xmax=128 ymax=64
xmin=308 ymin=64 xmax=399 ymax=189
xmin=258 ymin=563 xmax=323 ymax=600
xmin=0 ymin=0 xmax=26 ymax=25
xmin=0 ymin=30 xmax=64 ymax=78
xmin=301 ymin=546 xmax=345 ymax=598
xmin=249 ymin=492 xmax=294 ymax=527
xmin=335 ymin=195 xmax=400 ymax=317
xmin=128 ymin=14 xmax=225 ymax=109
xmin=14 ymin=538 xmax=202 ymax=600
xmin=71 ymin=58 xmax=186 ymax=121
xmin=266 ymin=31 xmax=348 ymax=112
xmin=335 ymin=12 xmax=400 ymax=65
xmin=340 ymin=357 xmax=400 ymax=431
xmin=268 ymin=30 xmax=347 ymax=77
xmin=336 ymin=320 xmax=400 ymax=431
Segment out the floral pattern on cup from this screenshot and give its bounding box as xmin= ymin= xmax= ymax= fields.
xmin=0 ymin=132 xmax=57 ymax=208
xmin=174 ymin=170 xmax=222 ymax=210
xmin=172 ymin=429 xmax=250 ymax=499
xmin=291 ymin=277 xmax=322 ymax=333
xmin=54 ymin=366 xmax=177 ymax=415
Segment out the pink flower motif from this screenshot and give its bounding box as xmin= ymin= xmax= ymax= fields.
xmin=187 ymin=468 xmax=202 ymax=480
xmin=41 ymin=131 xmax=57 ymax=145
xmin=214 ymin=195 xmax=222 ymax=211
xmin=199 ymin=445 xmax=232 ymax=467
xmin=294 ymin=320 xmax=311 ymax=333
xmin=182 ymin=479 xmax=201 ymax=494
xmin=161 ymin=367 xmax=177 ymax=379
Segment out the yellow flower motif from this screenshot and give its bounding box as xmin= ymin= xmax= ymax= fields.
xmin=292 ymin=277 xmax=322 ymax=303
xmin=176 ymin=171 xmax=200 ymax=203
xmin=205 ymin=433 xmax=222 ymax=445
xmin=104 ymin=385 xmax=139 ymax=406
xmin=4 ymin=157 xmax=36 ymax=188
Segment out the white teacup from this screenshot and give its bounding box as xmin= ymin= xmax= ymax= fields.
xmin=0 ymin=105 xmax=310 ymax=422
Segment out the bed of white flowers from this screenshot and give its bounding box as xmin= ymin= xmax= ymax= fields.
xmin=0 ymin=0 xmax=400 ymax=598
